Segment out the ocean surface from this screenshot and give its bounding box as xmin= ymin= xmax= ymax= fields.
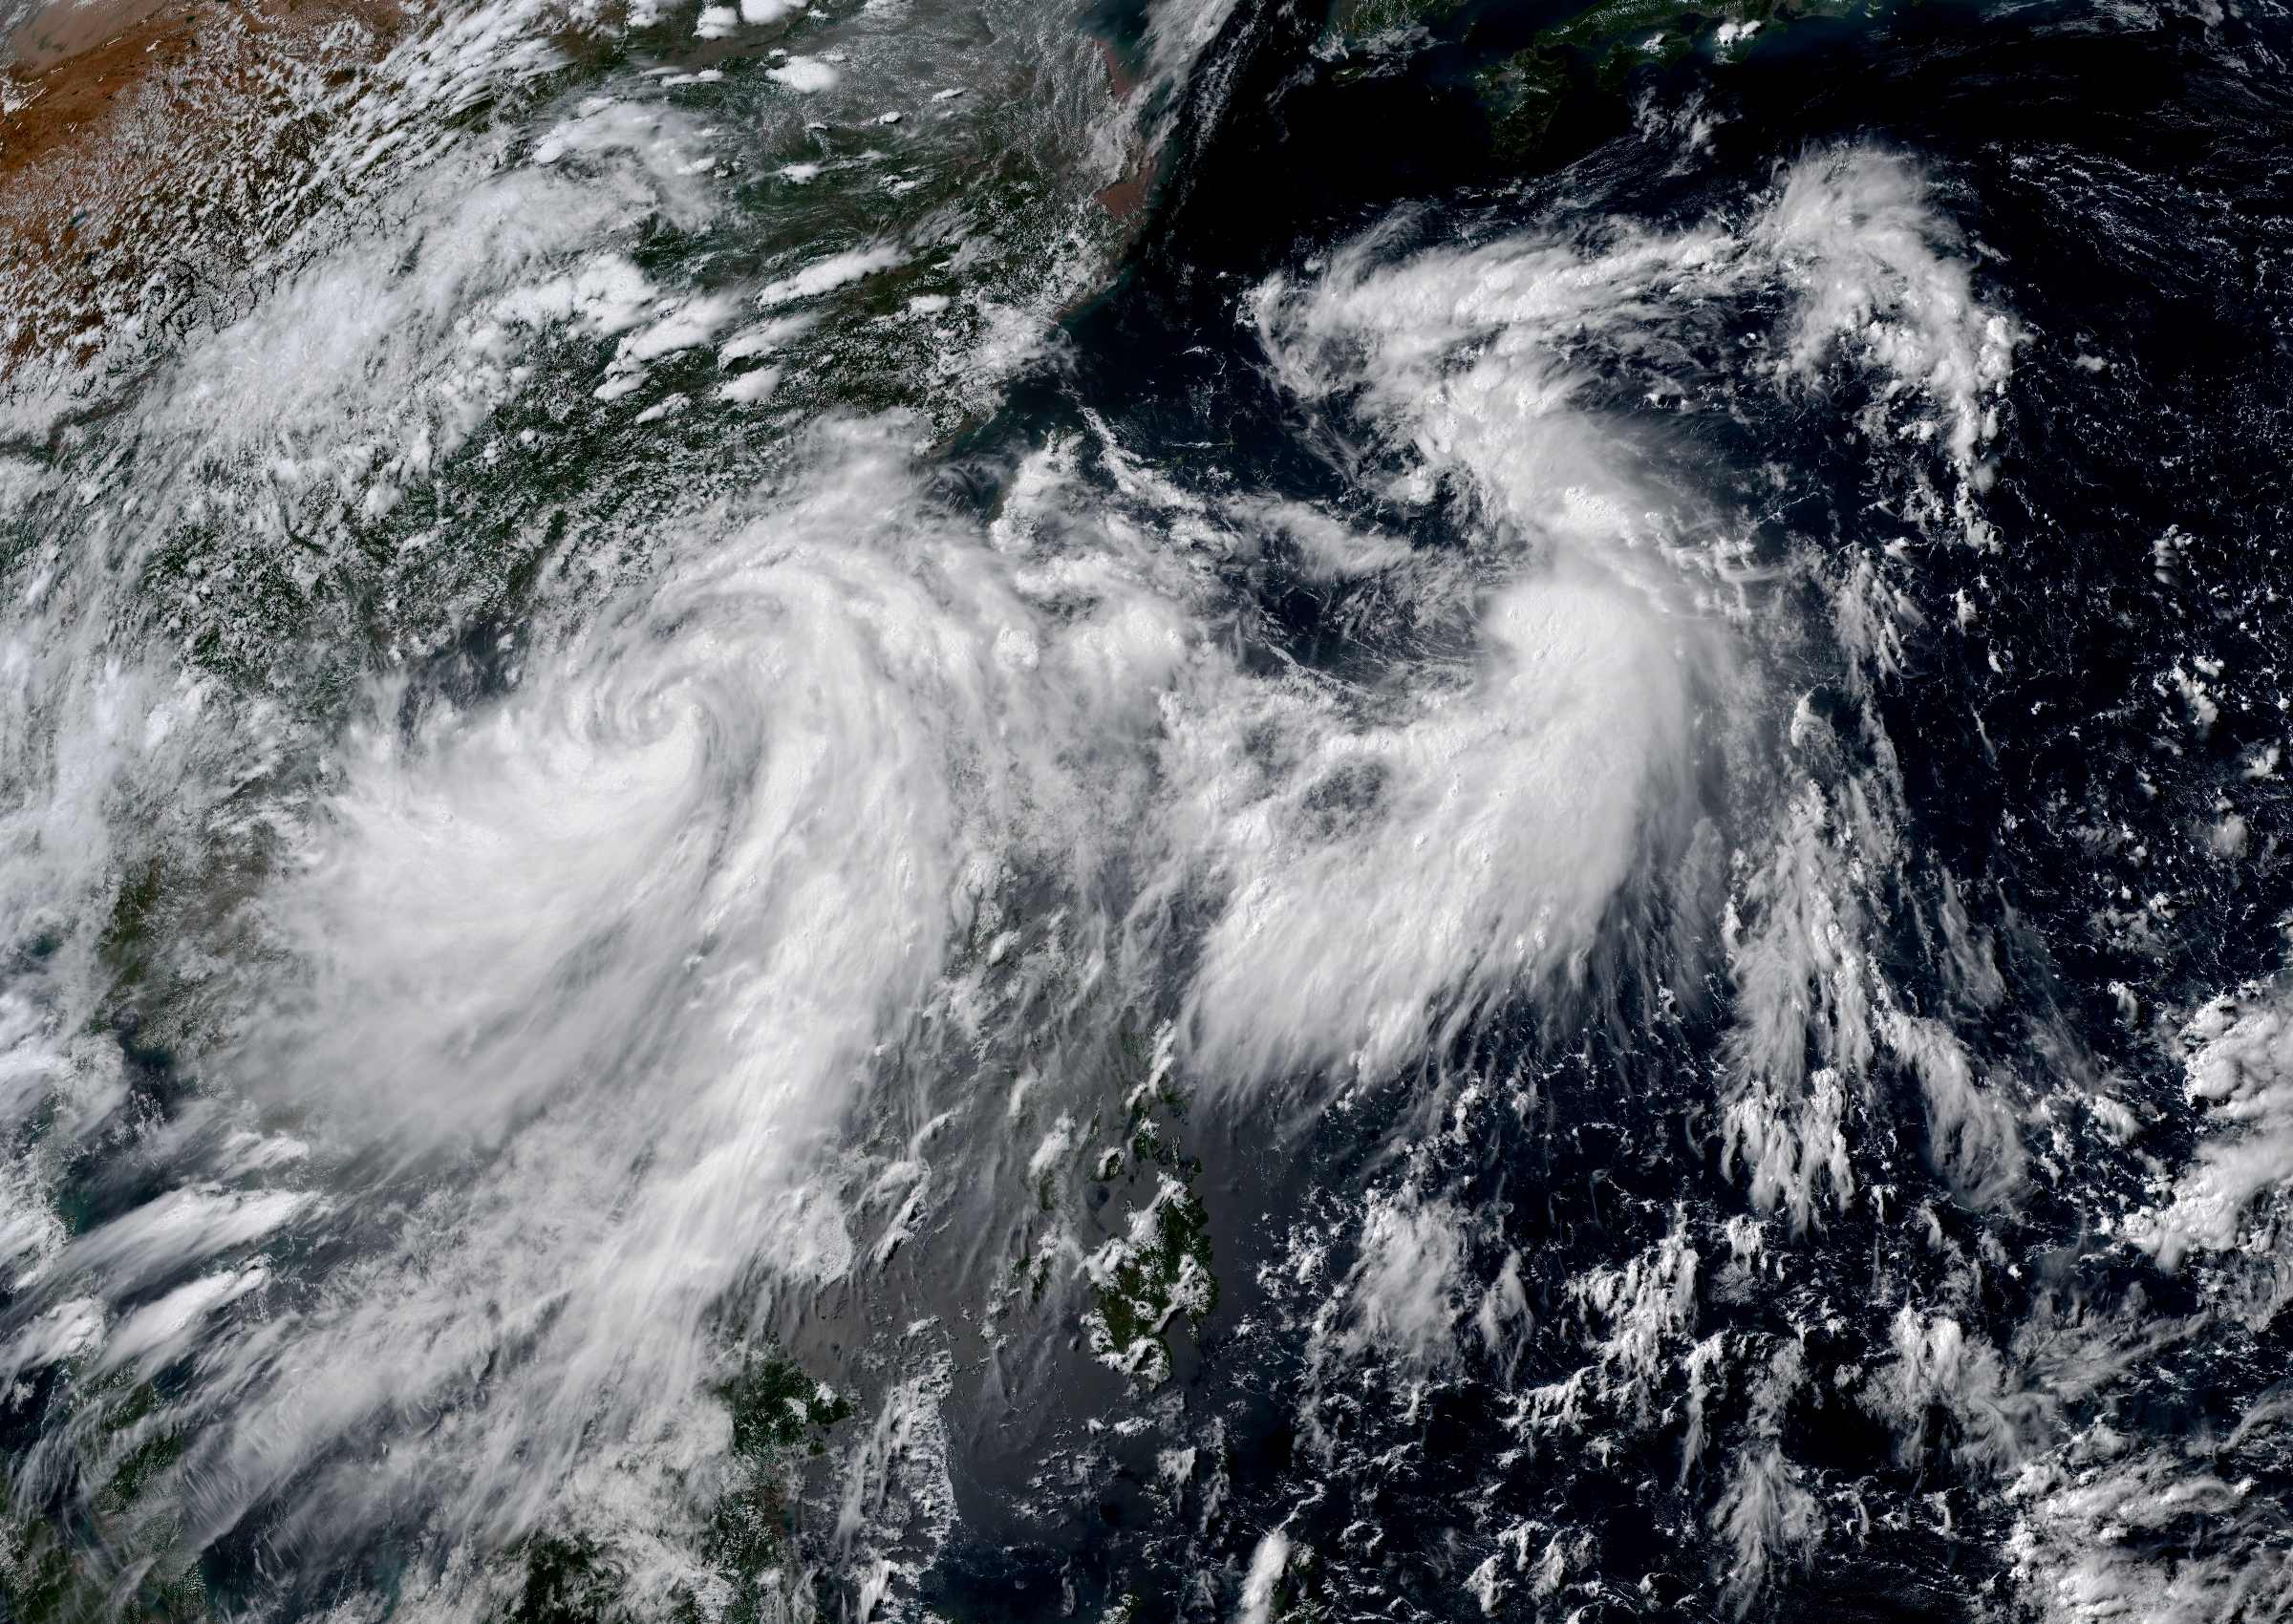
xmin=2 ymin=0 xmax=2292 ymax=1616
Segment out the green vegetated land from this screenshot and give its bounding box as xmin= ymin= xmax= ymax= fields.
xmin=1328 ymin=0 xmax=1863 ymax=161
xmin=0 ymin=1370 xmax=207 ymax=1624
xmin=1000 ymin=1021 xmax=1219 ymax=1391
xmin=493 ymin=1343 xmax=855 ymax=1624
xmin=0 ymin=1345 xmax=854 ymax=1624
xmin=1080 ymin=1030 xmax=1218 ymax=1387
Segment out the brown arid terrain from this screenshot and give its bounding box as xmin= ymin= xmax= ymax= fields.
xmin=0 ymin=0 xmax=609 ymax=415
xmin=1 ymin=0 xmax=407 ymax=392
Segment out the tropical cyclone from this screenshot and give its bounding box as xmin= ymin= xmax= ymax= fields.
xmin=5 ymin=0 xmax=2293 ymax=1617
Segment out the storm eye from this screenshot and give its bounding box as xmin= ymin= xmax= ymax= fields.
xmin=1297 ymin=758 xmax=1390 ymax=840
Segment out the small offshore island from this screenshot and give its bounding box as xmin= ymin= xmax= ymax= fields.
xmin=1326 ymin=0 xmax=1869 ymax=160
